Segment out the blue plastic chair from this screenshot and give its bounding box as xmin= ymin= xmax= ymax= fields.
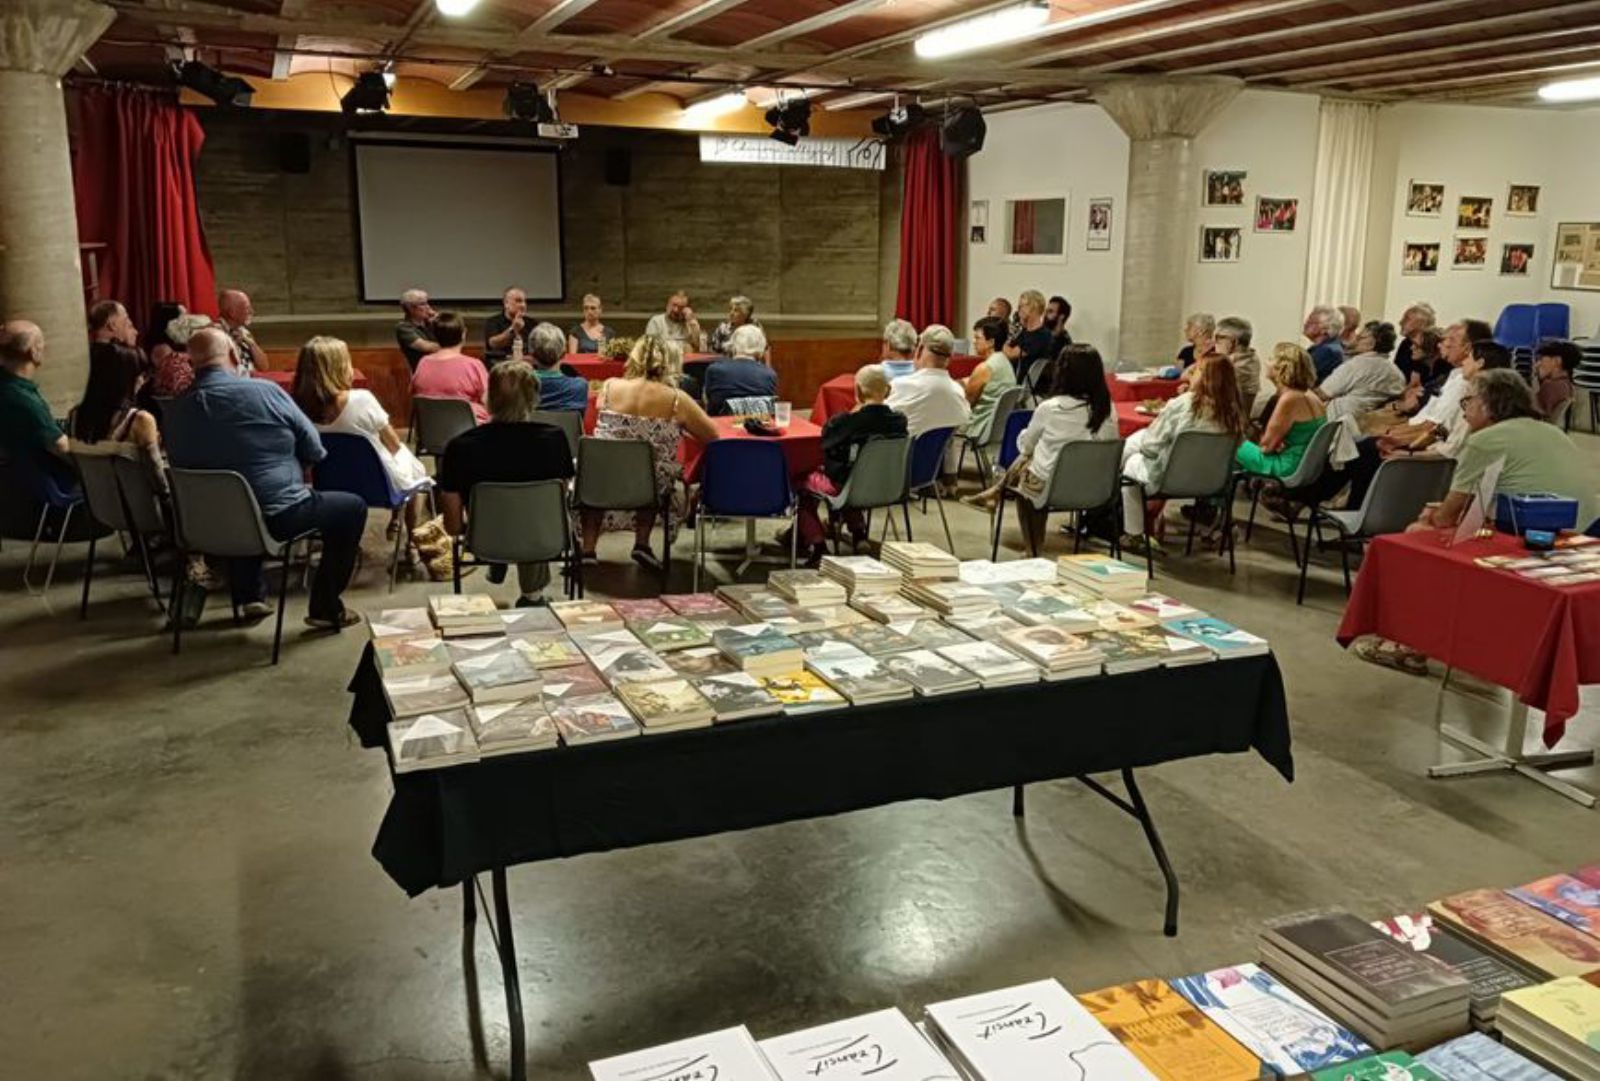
xmin=905 ymin=426 xmax=957 ymax=554
xmin=314 ymin=433 xmax=432 ymax=591
xmin=1494 ymin=304 xmax=1538 ymax=350
xmin=694 ymin=438 xmax=795 ymax=589
xmin=3 ymin=454 xmax=97 ymax=597
xmin=1535 ymin=303 xmax=1571 ymax=343
xmin=999 ymin=409 xmax=1033 ymax=469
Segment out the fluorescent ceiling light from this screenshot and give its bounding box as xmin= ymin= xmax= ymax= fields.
xmin=1538 ymin=76 xmax=1600 ymax=103
xmin=435 ymin=0 xmax=481 ymax=16
xmin=915 ymin=1 xmax=1051 ymax=60
xmin=681 ymin=90 xmax=749 ymax=121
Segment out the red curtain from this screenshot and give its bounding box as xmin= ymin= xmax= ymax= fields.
xmin=1011 ymin=201 xmax=1037 ymax=255
xmin=70 ymin=85 xmax=219 ymax=327
xmin=894 ymin=128 xmax=961 ymax=329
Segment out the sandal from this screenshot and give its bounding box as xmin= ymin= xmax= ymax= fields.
xmin=1354 ymin=637 xmax=1429 ymax=676
xmin=631 ymin=546 xmax=663 ymax=571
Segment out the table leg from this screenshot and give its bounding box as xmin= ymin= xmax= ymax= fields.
xmin=491 ymin=867 xmax=527 ymax=1081
xmin=1076 ymin=769 xmax=1180 ymax=937
xmin=1012 ymin=784 xmax=1025 ymax=818
xmin=1428 ymin=671 xmax=1596 ymax=807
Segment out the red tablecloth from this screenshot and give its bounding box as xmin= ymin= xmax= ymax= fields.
xmin=810 ymin=374 xmax=858 ymax=425
xmin=949 ymin=354 xmax=979 ymax=379
xmin=562 ymin=352 xmax=719 ymax=382
xmin=1107 ymin=374 xmax=1183 ymax=403
xmin=682 ymin=415 xmax=823 ymax=483
xmin=1116 ymin=401 xmax=1156 ymax=439
xmin=1336 ymin=531 xmax=1600 ymax=746
xmin=252 ymin=368 xmax=368 ymax=390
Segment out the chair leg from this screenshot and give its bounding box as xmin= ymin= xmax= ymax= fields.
xmin=902 ymin=500 xmax=914 ymax=543
xmin=1244 ymin=483 xmax=1261 ymax=542
xmin=79 ymin=533 xmax=98 ymax=620
xmin=171 ymin=557 xmax=186 ymax=655
xmin=955 ymin=441 xmax=968 ymax=481
xmin=23 ymin=504 xmax=50 ymax=592
xmin=975 ymin=446 xmax=992 ymax=487
xmin=1142 ymin=489 xmax=1156 ymax=579
xmin=1223 ymin=484 xmax=1237 ymax=575
xmin=990 ymin=488 xmax=1005 ymax=561
xmin=1338 ymin=527 xmax=1353 ymax=593
xmin=1183 ymin=504 xmax=1198 ymax=557
xmin=134 ymin=529 xmax=165 ymax=611
xmin=934 ymin=488 xmax=955 ymax=555
xmin=693 ymin=515 xmax=704 ymax=592
xmin=388 ymin=511 xmax=406 ymax=593
xmin=453 ymin=538 xmax=463 ymax=594
xmin=1296 ymin=512 xmax=1316 ymax=606
xmin=271 ymin=545 xmax=292 ymax=666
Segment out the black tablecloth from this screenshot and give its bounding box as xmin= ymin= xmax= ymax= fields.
xmin=348 ymin=645 xmax=1293 ymax=896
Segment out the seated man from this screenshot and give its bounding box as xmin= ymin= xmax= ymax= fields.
xmin=887 ymin=324 xmax=971 ymax=438
xmin=394 ymin=288 xmax=439 ymax=371
xmin=437 ymin=361 xmax=576 ymax=606
xmin=643 ymin=290 xmax=705 ymax=352
xmin=1212 ymin=315 xmax=1261 ymax=415
xmin=1316 ymin=320 xmax=1405 ymax=423
xmin=795 ymin=364 xmax=907 ymax=561
xmin=1302 ymin=304 xmax=1346 ymax=383
xmin=484 ymin=286 xmax=532 ymax=364
xmin=217 ymin=289 xmax=263 ymax=374
xmin=1175 ymin=312 xmax=1214 ymax=368
xmin=0 ymin=320 xmax=72 ymax=486
xmin=412 ymin=312 xmax=488 ymax=423
xmin=703 ymin=325 xmax=778 ymax=416
xmin=162 ymin=328 xmax=367 ymax=629
xmin=879 ymin=318 xmax=917 ymax=380
xmin=1534 ymin=338 xmax=1580 ymax=422
xmin=528 ymin=321 xmax=589 ymax=412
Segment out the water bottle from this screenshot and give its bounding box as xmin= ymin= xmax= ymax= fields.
xmin=511 ymin=325 xmax=524 ymax=363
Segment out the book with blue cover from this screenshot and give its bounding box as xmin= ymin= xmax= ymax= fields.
xmin=1507 ymin=873 xmax=1600 ymax=938
xmin=1162 ymin=616 xmax=1270 ymax=658
xmin=1170 ymin=963 xmax=1372 ymax=1079
xmin=1414 ymin=1032 xmax=1559 ymax=1081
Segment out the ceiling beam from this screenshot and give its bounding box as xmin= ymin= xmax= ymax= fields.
xmin=1273 ymin=22 xmax=1600 ymax=82
xmin=1344 ymin=55 xmax=1600 ymax=94
xmin=739 ymin=0 xmax=891 ymax=51
xmin=633 ymin=0 xmax=751 ymax=42
xmin=519 ymin=0 xmax=607 ymax=38
xmin=1325 ymin=42 xmax=1600 ymax=89
xmin=271 ymin=35 xmax=295 ymax=80
xmin=449 ymin=63 xmax=488 ymax=90
xmin=1006 ymin=0 xmax=1332 ymax=70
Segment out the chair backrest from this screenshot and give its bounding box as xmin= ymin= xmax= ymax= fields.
xmin=1039 ymin=438 xmax=1125 ymax=511
xmin=701 ymin=438 xmax=791 ymax=518
xmin=1277 ymin=417 xmax=1342 ymax=490
xmin=466 ymin=480 xmax=571 ymax=564
xmin=999 ymin=409 xmax=1033 ymax=468
xmin=1025 ymin=358 xmax=1051 ymax=395
xmin=109 ymin=455 xmax=167 ymax=534
xmin=1157 ymin=431 xmax=1239 ymax=498
xmin=1494 ymin=304 xmax=1538 ymax=350
xmin=576 ymin=437 xmax=658 ymax=510
xmin=1548 ymin=396 xmax=1573 ymax=432
xmin=907 ymin=427 xmax=956 ymax=492
xmin=411 ymin=396 xmax=477 ymax=455
xmin=979 ymin=385 xmax=1026 ymax=448
xmin=315 ymin=432 xmax=401 ymax=508
xmin=1535 ymin=302 xmax=1571 ymax=342
xmin=167 ymin=468 xmax=277 ymax=558
xmin=70 ymin=451 xmax=130 ymax=532
xmin=835 ymin=436 xmax=911 ymax=510
xmin=530 ymin=410 xmax=583 ymax=459
xmin=1355 ymin=457 xmax=1456 ymax=536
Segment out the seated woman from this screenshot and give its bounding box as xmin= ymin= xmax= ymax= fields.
xmin=566 ymin=293 xmax=612 ymax=355
xmin=707 ymin=295 xmax=764 ymax=358
xmin=703 ymin=325 xmax=778 ymax=415
xmin=961 ymin=315 xmax=1018 ymax=446
xmin=291 ymin=336 xmax=447 ymax=580
xmin=795 ymin=364 xmax=907 ymax=562
xmin=149 ymin=312 xmax=213 ymax=399
xmin=1236 ymin=343 xmax=1326 ymax=479
xmin=529 ymin=321 xmax=590 ymax=412
xmin=411 ymin=312 xmax=488 ymax=423
xmin=1121 ymin=357 xmax=1246 ymax=550
xmin=580 ymin=336 xmax=718 ymax=569
xmin=69 ymin=333 xmax=166 ymax=487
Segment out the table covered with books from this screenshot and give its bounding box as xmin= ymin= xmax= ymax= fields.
xmin=1106 ymin=371 xmax=1183 ymax=403
xmin=1336 ymin=530 xmax=1600 ymax=745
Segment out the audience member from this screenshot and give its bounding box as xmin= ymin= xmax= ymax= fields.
xmin=1236 ymin=343 xmax=1326 ymax=478
xmin=1177 ymin=313 xmax=1214 ymax=367
xmin=394 ymin=288 xmax=439 ymax=371
xmin=1372 ymin=322 xmax=1489 ymax=450
xmin=961 ymin=316 xmax=1018 ymax=444
xmin=70 ymin=316 xmax=163 ymax=485
xmin=163 ymin=328 xmax=366 ymax=629
xmin=1302 ymin=305 xmax=1345 ymax=382
xmin=529 ymin=321 xmax=588 ymax=412
xmin=412 ymin=312 xmax=488 ymax=423
xmin=1393 ymin=302 xmax=1437 ymax=380
xmin=567 ymin=293 xmax=612 ymax=355
xmin=0 ymin=321 xmax=71 ymax=482
xmin=1212 ymin=315 xmax=1261 ymax=414
xmin=1003 ymin=289 xmax=1054 ymax=385
xmin=150 ymin=313 xmax=212 ymax=399
xmin=1402 ymin=327 xmax=1446 ymax=391
xmin=643 ymin=290 xmax=705 ymax=352
xmin=143 ymin=301 xmax=185 ymax=362
xmin=581 ymin=336 xmax=717 ymax=568
xmin=796 ymin=364 xmax=907 ymax=561
xmin=437 ymin=361 xmax=576 ymax=605
xmin=986 ymin=297 xmax=1012 ymax=323
xmin=217 ymin=289 xmax=262 ymax=374
xmin=1534 ymin=339 xmax=1580 ymax=423
xmin=703 ymin=325 xmax=778 ymax=416
xmin=886 ymin=325 xmax=971 ymax=440
xmin=1337 ymin=305 xmax=1362 ymax=351
xmin=880 ymin=318 xmax=917 ymax=377
xmin=1044 ymin=295 xmax=1073 ymax=344
xmin=707 ymin=295 xmax=763 ymax=357
xmin=485 ymin=286 xmax=532 ymax=363
xmin=1317 ymin=320 xmax=1404 ymax=422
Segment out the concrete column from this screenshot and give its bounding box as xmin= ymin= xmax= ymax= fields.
xmin=0 ymin=0 xmax=115 ymax=407
xmin=1093 ymin=76 xmax=1241 ymax=369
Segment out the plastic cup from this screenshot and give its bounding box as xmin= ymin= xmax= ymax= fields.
xmin=774 ymin=401 xmax=792 ymax=429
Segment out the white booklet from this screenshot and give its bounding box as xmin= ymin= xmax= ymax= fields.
xmin=760 ymin=1008 xmax=960 ymax=1081
xmin=589 ymin=1025 xmax=777 ymax=1081
xmin=924 ymin=979 xmax=1154 ymax=1081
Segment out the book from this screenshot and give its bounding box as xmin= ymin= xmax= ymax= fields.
xmin=442 ymin=634 xmax=512 ymax=665
xmin=1309 ymin=1051 xmax=1444 ymax=1080
xmin=1078 ymin=978 xmax=1262 ymax=1080
xmin=663 ymin=645 xmax=739 ymax=679
xmin=508 ymin=630 xmax=585 ymax=669
xmin=1082 ymin=629 xmax=1168 ymax=674
xmin=693 ymin=672 xmax=783 ymax=721
xmin=427 ymin=592 xmax=502 ymax=636
xmin=805 ymin=643 xmax=914 ymax=704
xmin=1169 ymin=963 xmax=1374 ymax=1078
xmin=886 ymin=618 xmax=974 ymax=651
xmin=497 ymin=606 xmax=562 ymax=635
xmin=1083 ymin=598 xmax=1157 ymax=631
xmin=374 ymin=635 xmax=453 ymax=678
xmin=789 ymin=603 xmax=869 ymax=629
xmin=1372 ymin=912 xmax=1535 ymax=1025
xmin=627 ymin=616 xmax=712 ymax=653
xmin=590 ymin=644 xmax=679 ymax=688
xmin=608 ymin=597 xmax=675 ymax=622
xmin=548 ymin=599 xmax=624 ymax=632
xmin=936 ymin=640 xmax=1041 ymax=687
xmin=829 ymin=620 xmax=920 ymax=656
xmin=819 ymin=554 xmax=902 ymax=595
xmin=1000 ymin=624 xmax=1104 ymax=676
xmin=1004 ymin=584 xmax=1100 ymax=632
xmin=901 ymin=580 xmax=1000 ymax=619
xmin=716 ymin=583 xmax=793 ymax=621
xmin=850 ymin=592 xmax=929 ymax=624
xmin=958 ymin=556 xmax=1057 ymax=585
xmin=468 ymin=700 xmax=559 ymax=756
xmin=923 ymin=978 xmax=1154 ymax=1080
xmin=1149 ymin=630 xmax=1215 ymax=667
xmin=1414 ymin=1031 xmax=1560 ymax=1081
xmin=538 ymin=662 xmax=607 ymax=705
xmin=551 ymin=693 xmax=640 ymax=744
xmin=1497 ymin=978 xmax=1600 ymax=1080
xmin=588 ymin=1025 xmax=777 ymax=1081
xmin=662 ymin=592 xmax=736 ymax=617
xmin=1508 ymin=874 xmax=1600 ymax=938
xmin=881 ymin=648 xmax=981 ymax=695
xmin=880 ymin=541 xmax=960 ymax=580
xmin=759 ymin=1007 xmax=960 ymax=1081
xmin=452 ymin=647 xmax=542 ymax=704
xmin=387 ymin=709 xmax=479 ymax=772
xmin=383 ymin=671 xmax=471 ymax=718
xmin=1162 ymin=616 xmax=1270 ymax=658
xmin=570 ymin=626 xmax=645 ymax=658
xmin=943 ymin=612 xmax=1025 ymax=642
xmin=760 ymin=671 xmax=847 ymax=713
xmin=1057 ymin=554 xmax=1150 ymax=598
xmin=368 ymin=607 xmax=434 ymax=642
xmin=768 ymin=568 xmax=848 ymax=606
xmin=615 ymin=678 xmax=715 ymax=732
xmin=1429 ymin=889 xmax=1600 ymax=980
xmin=714 ymin=622 xmax=805 ymax=676
xmin=1127 ymin=593 xmax=1202 ymax=621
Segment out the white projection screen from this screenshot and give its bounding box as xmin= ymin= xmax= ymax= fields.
xmin=353 ymin=141 xmax=563 ymax=302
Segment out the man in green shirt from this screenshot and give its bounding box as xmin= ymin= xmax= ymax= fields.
xmin=0 ymin=320 xmax=70 ymax=482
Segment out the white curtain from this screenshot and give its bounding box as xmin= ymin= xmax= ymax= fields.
xmin=1304 ymin=99 xmax=1379 ymax=315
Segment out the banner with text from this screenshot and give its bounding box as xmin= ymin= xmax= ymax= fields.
xmin=699 ymin=135 xmax=886 ymax=171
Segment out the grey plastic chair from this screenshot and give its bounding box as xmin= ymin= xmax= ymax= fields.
xmin=955 ymin=384 xmax=1025 ymax=486
xmin=1240 ymin=418 xmax=1341 ymax=564
xmin=70 ymin=451 xmax=167 ymax=619
xmin=1024 ymin=358 xmax=1051 ymax=402
xmin=1298 ymin=457 xmax=1455 ymax=605
xmin=453 ymin=480 xmax=580 ymax=599
xmin=1548 ymin=396 xmax=1573 ymax=433
xmin=167 ymin=468 xmax=318 ymax=665
xmin=410 ymin=396 xmax=477 ymax=461
xmin=993 ymin=438 xmax=1125 ymax=559
xmin=575 ymin=437 xmax=668 ymax=584
xmin=530 ymin=409 xmax=583 ymax=460
xmin=1125 ymin=430 xmax=1241 ymax=577
xmin=823 ymin=436 xmax=911 ymax=553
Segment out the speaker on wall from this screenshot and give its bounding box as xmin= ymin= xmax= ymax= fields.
xmin=604 ymin=147 xmax=631 ymax=186
xmin=940 ymin=106 xmax=987 ymax=158
xmin=277 ymin=131 xmax=312 ymax=174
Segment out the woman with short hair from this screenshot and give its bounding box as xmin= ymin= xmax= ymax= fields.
xmin=1235 ymin=343 xmax=1326 ymax=478
xmin=566 ymin=293 xmax=612 ymax=355
xmin=411 ymin=312 xmax=489 ymax=423
xmin=708 ymin=295 xmax=762 ymax=357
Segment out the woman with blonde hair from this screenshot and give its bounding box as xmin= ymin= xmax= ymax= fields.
xmin=582 ymin=335 xmax=718 ymax=568
xmin=566 ymin=293 xmax=612 ymax=355
xmin=1235 ymin=342 xmax=1326 ymax=478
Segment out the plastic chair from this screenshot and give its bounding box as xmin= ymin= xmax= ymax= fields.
xmin=955 ymin=384 xmax=1025 ymax=486
xmin=1493 ymin=304 xmax=1538 ymax=351
xmin=824 ymin=436 xmax=911 ymax=554
xmin=1549 ymin=396 xmax=1573 ymax=433
xmin=314 ymin=433 xmax=432 ymax=592
xmin=1123 ymin=431 xmax=1240 ymax=578
xmin=693 ymin=439 xmax=796 ymax=590
xmin=452 ymin=479 xmax=579 ymax=599
xmin=575 ymin=437 xmax=668 ymax=586
xmin=167 ymin=468 xmax=320 ymax=665
xmin=998 ymin=409 xmax=1033 ymax=469
xmin=1299 ymin=457 xmax=1454 ymax=605
xmin=530 ymin=409 xmax=582 ymax=460
xmin=5 ymin=454 xmax=93 ymax=598
xmin=993 ymin=438 xmax=1125 ymax=559
xmin=904 ymin=427 xmax=958 ymax=554
xmin=1024 ymin=358 xmax=1051 ymax=401
xmin=1535 ymin=303 xmax=1571 ymax=343
xmin=409 ymin=396 xmax=477 ymax=462
xmin=1239 ymin=420 xmax=1342 ymax=565
xmin=70 ymin=451 xmax=169 ymax=618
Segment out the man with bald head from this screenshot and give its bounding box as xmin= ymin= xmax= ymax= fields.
xmin=163 ymin=327 xmax=367 ymax=628
xmin=217 ymin=289 xmax=261 ymax=374
xmin=0 ymin=320 xmax=70 ymax=482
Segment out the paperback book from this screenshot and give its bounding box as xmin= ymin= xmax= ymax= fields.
xmin=1169 ymin=963 xmax=1373 ymax=1078
xmin=551 ymin=693 xmax=641 ymax=744
xmin=1077 ymin=978 xmax=1261 ymax=1080
xmin=442 ymin=635 xmax=510 ymax=665
xmin=387 ymin=709 xmax=479 ymax=772
xmin=768 ymin=568 xmax=848 ymax=606
xmin=999 ymin=624 xmax=1104 ymax=677
xmin=468 ymin=700 xmax=559 ymax=756
xmin=943 ymin=612 xmax=1025 ymax=642
xmin=829 ymin=620 xmax=920 ymax=656
xmin=885 ymin=619 xmax=974 ymax=651
xmin=1429 ymin=888 xmax=1600 ymax=980
xmin=661 ymin=592 xmax=736 ymax=617
xmin=1372 ymin=912 xmax=1534 ymax=1026
xmin=881 ymin=649 xmax=982 ymax=696
xmin=819 ymin=554 xmax=902 ymax=595
xmin=1309 ymin=1051 xmax=1444 ymax=1080
xmin=608 ymin=597 xmax=675 ymax=622
xmin=693 ymin=672 xmax=784 ymax=721
xmin=383 ymin=671 xmax=471 ymax=718
xmin=1004 ymin=584 xmax=1100 ymax=632
xmin=590 ymin=644 xmax=679 ymax=688
xmin=538 ymin=662 xmax=608 ymax=705
xmin=368 ymin=607 xmax=435 ymax=642
xmin=452 ymin=647 xmax=543 ymax=704
xmin=1127 ymin=593 xmax=1202 ymax=621
xmin=1083 ymin=598 xmax=1156 ymax=632
xmin=936 ymin=640 xmax=1041 ymax=687
xmin=760 ymin=671 xmax=847 ymax=713
xmin=924 ymin=978 xmax=1154 ymax=1080
xmin=497 ymin=606 xmax=562 ymax=635
xmin=1507 ymin=873 xmax=1600 ymax=938
xmin=548 ymin=599 xmax=624 ymax=631
xmin=508 ymin=630 xmax=585 ymax=669
xmin=1162 ymin=616 xmax=1270 ymax=658
xmin=374 ymin=635 xmax=453 ymax=678
xmin=880 ymin=541 xmax=960 ymax=580
xmin=1496 ymin=977 xmax=1600 ymax=1081
xmin=1415 ymin=1031 xmax=1559 ymax=1081
xmin=627 ymin=616 xmax=712 ymax=653
xmin=713 ymin=623 xmax=805 ymax=675
xmin=1057 ymin=554 xmax=1150 ymax=598
xmin=759 ymin=1007 xmax=960 ymax=1081
xmin=901 ymin=580 xmax=1000 ymax=619
xmin=588 ymin=1026 xmax=778 ymax=1081
xmin=805 ymin=644 xmax=914 ymax=704
xmin=427 ymin=592 xmax=502 ymax=636
xmin=716 ymin=583 xmax=794 ymax=621
xmin=1081 ymin=629 xmax=1167 ymax=675
xmin=958 ymin=556 xmax=1057 ymax=585
xmin=663 ymin=645 xmax=739 ymax=678
xmin=850 ymin=592 xmax=928 ymax=623
xmin=615 ymin=678 xmax=715 ymax=732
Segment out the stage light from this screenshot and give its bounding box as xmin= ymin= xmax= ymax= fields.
xmin=341 ymin=71 xmax=392 ymax=114
xmin=1538 ymin=76 xmax=1600 ymax=103
xmin=435 ymin=0 xmax=481 ymax=15
xmin=765 ymin=97 xmax=812 ymax=143
xmin=176 ymin=60 xmax=254 ymax=108
xmin=681 ymin=90 xmax=749 ymax=122
xmin=504 ymin=81 xmax=557 ymax=123
xmin=914 ymin=1 xmax=1050 ymax=60
xmin=871 ymin=100 xmax=926 ymax=139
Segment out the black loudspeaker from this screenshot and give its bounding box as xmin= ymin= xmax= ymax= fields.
xmin=277 ymin=132 xmax=312 ymax=174
xmin=604 ymin=147 xmax=631 ymax=186
xmin=940 ymin=106 xmax=987 ymax=158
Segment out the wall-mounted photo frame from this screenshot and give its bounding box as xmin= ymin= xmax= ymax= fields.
xmin=1405 ymin=181 xmax=1445 ymax=218
xmin=1551 ymin=222 xmax=1600 ymax=291
xmin=1402 ymin=241 xmax=1440 ymax=275
xmin=1507 ymin=185 xmax=1540 ymax=216
xmin=1500 ymin=243 xmax=1534 ymax=276
xmin=1456 ymin=196 xmax=1493 ymax=230
xmin=1254 ymin=196 xmax=1298 ymax=233
xmin=1452 ymin=235 xmax=1488 ymax=269
xmin=1087 ymin=197 xmax=1112 ymax=251
xmin=969 ymin=199 xmax=988 ymax=245
xmin=1203 ymin=170 xmax=1246 ymax=207
xmin=1002 ymin=193 xmax=1069 ymax=263
xmin=1200 ymin=226 xmax=1242 ymax=263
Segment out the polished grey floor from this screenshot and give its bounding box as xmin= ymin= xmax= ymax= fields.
xmin=3 ymin=432 xmax=1598 ymax=1080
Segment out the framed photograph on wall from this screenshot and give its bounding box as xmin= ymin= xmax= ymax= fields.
xmin=969 ymin=199 xmax=989 ymax=245
xmin=1254 ymin=196 xmax=1298 ymax=232
xmin=1507 ymin=184 xmax=1540 ymax=216
xmin=1452 ymin=235 xmax=1488 ymax=269
xmin=1199 ymin=226 xmax=1242 ymax=263
xmin=1456 ymin=196 xmax=1493 ymax=230
xmin=1551 ymin=221 xmax=1600 ymax=290
xmin=1087 ymin=198 xmax=1112 ymax=250
xmin=1406 ymin=181 xmax=1445 ymax=217
xmin=1500 ymin=243 xmax=1534 ymax=276
xmin=1202 ymin=170 xmax=1246 ymax=207
xmin=1402 ymin=241 xmax=1440 ymax=275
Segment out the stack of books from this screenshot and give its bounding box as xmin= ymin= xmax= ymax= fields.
xmin=663 ymin=645 xmax=739 ymax=678
xmin=387 ymin=709 xmax=479 ymax=772
xmin=468 ymin=700 xmax=559 ymax=757
xmin=628 ymin=616 xmax=712 ymax=653
xmin=717 ymin=583 xmax=794 ymax=621
xmin=830 ymin=621 xmax=918 ymax=656
xmin=758 ymin=1008 xmax=959 ymax=1081
xmin=1081 ymin=629 xmax=1167 ymax=674
xmin=1416 ymin=1031 xmax=1558 ymax=1080
xmin=881 ymin=541 xmax=960 ymax=580
xmin=1508 ymin=871 xmax=1600 ymax=936
xmin=819 ymin=554 xmax=902 ymax=596
xmin=1002 ymin=583 xmax=1099 ymax=631
xmin=1372 ymin=912 xmax=1534 ymax=1030
xmin=369 ymin=607 xmax=435 ymax=643
xmin=849 ymin=591 xmax=927 ymax=623
xmin=551 ymin=693 xmax=640 ymax=744
xmin=768 ymin=568 xmax=847 ymax=607
xmin=936 ymin=641 xmax=1041 ymax=688
xmin=1128 ymin=593 xmax=1201 ymax=621
xmin=758 ymin=671 xmax=847 ymax=713
xmin=549 ymin=599 xmax=624 ymax=632
xmin=608 ymin=597 xmax=675 ymax=622
xmin=958 ymin=556 xmax=1057 ymax=585
xmin=374 ymin=635 xmax=453 ymax=679
xmin=428 ymin=593 xmax=503 ymax=637
xmin=382 ymin=671 xmax=470 ymax=718
xmin=713 ymin=623 xmax=805 ymax=676
xmin=804 ymin=642 xmax=914 ymax=704
xmin=692 ymin=672 xmax=783 ymax=721
xmin=539 ymin=662 xmax=607 ymax=706
xmin=498 ymin=606 xmax=562 ymax=635
xmin=451 ymin=646 xmax=542 ymax=704
xmin=509 ymin=630 xmax=585 ymax=669
xmin=1170 ymin=963 xmax=1373 ymax=1077
xmin=588 ymin=1026 xmax=777 ymax=1081
xmin=881 ymin=649 xmax=980 ymax=695
xmin=924 ymin=979 xmax=1152 ymax=1080
xmin=1429 ymin=888 xmax=1600 ymax=981
xmin=1057 ymin=554 xmax=1150 ymax=600
xmin=1083 ymin=598 xmax=1155 ymax=632
xmin=1163 ymin=616 xmax=1271 ymax=659
xmin=1497 ymin=978 xmax=1600 ymax=1080
xmin=901 ymin=580 xmax=999 ymax=620
xmin=1146 ymin=626 xmax=1216 ymax=667
xmin=884 ymin=619 xmax=973 ymax=651
xmin=590 ymin=642 xmax=678 ymax=687
xmin=615 ymin=679 xmax=715 ymax=733
xmin=1078 ymin=978 xmax=1262 ymax=1079
xmin=1000 ymin=625 xmax=1104 ymax=679
xmin=1260 ymin=910 xmax=1473 ymax=1050
xmin=663 ymin=592 xmax=736 ymax=618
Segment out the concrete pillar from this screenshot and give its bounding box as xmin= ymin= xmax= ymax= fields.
xmin=0 ymin=0 xmax=115 ymax=407
xmin=1093 ymin=76 xmax=1241 ymax=369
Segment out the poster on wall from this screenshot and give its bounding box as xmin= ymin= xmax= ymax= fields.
xmin=1087 ymin=198 xmax=1113 ymax=250
xmin=1551 ymin=221 xmax=1600 ymax=290
xmin=1500 ymin=243 xmax=1534 ymax=276
xmin=969 ymin=199 xmax=988 ymax=245
xmin=1402 ymin=241 xmax=1440 ymax=275
xmin=1452 ymin=236 xmax=1488 ymax=269
xmin=1456 ymin=196 xmax=1493 ymax=230
xmin=1200 ymin=226 xmax=1242 ymax=263
xmin=1507 ymin=184 xmax=1540 ymax=216
xmin=1254 ymin=196 xmax=1298 ymax=232
xmin=1203 ymin=170 xmax=1246 ymax=207
xmin=1406 ymin=181 xmax=1445 ymax=217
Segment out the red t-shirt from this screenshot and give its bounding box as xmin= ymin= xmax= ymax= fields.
xmin=411 ymin=350 xmax=488 ymax=422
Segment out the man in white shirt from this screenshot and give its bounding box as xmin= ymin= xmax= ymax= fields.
xmin=879 ymin=318 xmax=917 ymax=380
xmin=887 ymin=325 xmax=971 ymax=437
xmin=643 ymin=290 xmax=705 ymax=352
xmin=1317 ymin=321 xmax=1405 ymax=423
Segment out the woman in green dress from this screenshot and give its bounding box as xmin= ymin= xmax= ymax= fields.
xmin=1236 ymin=342 xmax=1326 ymax=477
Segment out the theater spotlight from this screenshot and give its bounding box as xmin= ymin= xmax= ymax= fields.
xmin=870 ymin=100 xmax=925 ymax=139
xmin=764 ymin=97 xmax=811 ymax=145
xmin=341 ymin=70 xmax=392 ymax=115
xmin=504 ymin=81 xmax=556 ymax=123
xmin=176 ymin=60 xmax=254 ymax=108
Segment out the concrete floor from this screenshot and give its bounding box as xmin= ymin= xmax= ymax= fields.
xmin=3 ymin=431 xmax=1598 ymax=1080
